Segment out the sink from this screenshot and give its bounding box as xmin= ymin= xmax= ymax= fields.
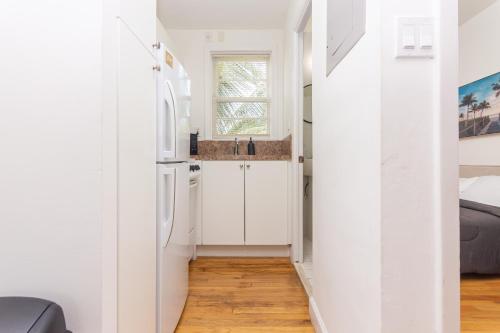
xmin=303 ymin=158 xmax=313 ymax=177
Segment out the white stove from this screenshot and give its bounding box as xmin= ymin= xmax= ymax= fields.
xmin=188 ymin=161 xmax=201 ymax=260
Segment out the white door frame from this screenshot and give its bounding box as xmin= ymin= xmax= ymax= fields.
xmin=291 ymin=0 xmax=312 ymax=263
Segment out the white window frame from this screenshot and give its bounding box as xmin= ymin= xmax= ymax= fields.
xmin=204 ymin=45 xmax=283 ymax=140
xmin=211 ymin=53 xmax=272 ymax=138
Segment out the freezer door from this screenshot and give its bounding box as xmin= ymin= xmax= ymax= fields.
xmin=156 ymin=44 xmax=191 ymax=162
xmin=157 ymin=163 xmax=189 ymax=333
xmin=157 ymin=166 xmax=175 ymax=248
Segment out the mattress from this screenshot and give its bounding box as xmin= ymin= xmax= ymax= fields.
xmin=460 ymin=199 xmax=500 ymax=274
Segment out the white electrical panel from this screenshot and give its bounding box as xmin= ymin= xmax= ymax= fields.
xmin=326 ymin=0 xmax=366 ymax=76
xmin=396 ymin=17 xmax=434 ymax=58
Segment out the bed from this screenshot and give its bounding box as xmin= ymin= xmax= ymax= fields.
xmin=460 ymin=166 xmax=500 ymax=274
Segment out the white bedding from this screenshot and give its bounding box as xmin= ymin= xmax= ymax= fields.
xmin=459 ymin=177 xmax=478 ymax=194
xmin=460 ymin=176 xmax=500 ymax=208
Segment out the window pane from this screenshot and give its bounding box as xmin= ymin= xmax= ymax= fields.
xmin=215 ymin=57 xmax=268 ymax=98
xmin=216 ymin=102 xmax=267 ymax=119
xmin=215 ymin=58 xmax=268 ymax=81
xmin=216 ymin=117 xmax=268 ymax=136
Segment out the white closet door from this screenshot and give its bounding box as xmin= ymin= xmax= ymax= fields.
xmin=202 ymin=161 xmax=245 ymax=245
xmin=244 ymin=161 xmax=288 ymax=245
xmin=117 ymin=20 xmax=157 ymax=333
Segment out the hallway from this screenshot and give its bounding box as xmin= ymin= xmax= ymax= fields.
xmin=176 ymin=258 xmax=314 ymax=332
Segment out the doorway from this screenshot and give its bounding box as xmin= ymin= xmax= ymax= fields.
xmin=458 ymin=1 xmax=500 ymax=331
xmin=294 ymin=6 xmax=313 ymax=296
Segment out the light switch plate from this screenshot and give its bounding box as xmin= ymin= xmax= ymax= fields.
xmin=396 ymin=17 xmax=434 ymax=58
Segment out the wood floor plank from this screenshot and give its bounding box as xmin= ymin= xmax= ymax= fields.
xmin=175 ymin=257 xmax=314 ymax=333
xmin=461 ymin=275 xmax=500 ymax=332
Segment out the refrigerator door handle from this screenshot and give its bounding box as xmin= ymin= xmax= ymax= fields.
xmin=159 ymin=167 xmax=176 ymax=248
xmin=160 ymin=80 xmax=177 ymax=160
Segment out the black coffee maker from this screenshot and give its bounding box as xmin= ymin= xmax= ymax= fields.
xmin=190 ymin=130 xmax=199 ymax=155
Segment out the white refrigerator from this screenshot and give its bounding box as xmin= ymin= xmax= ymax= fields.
xmin=156 ymin=42 xmax=191 ymax=333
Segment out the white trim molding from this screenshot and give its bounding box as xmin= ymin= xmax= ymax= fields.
xmin=196 ymin=245 xmax=290 ymax=257
xmin=211 ymin=53 xmax=272 ymax=138
xmin=309 ymin=297 xmax=329 ymax=333
xmin=289 ymin=0 xmax=312 ymax=264
xmin=203 ymin=34 xmax=284 ymax=140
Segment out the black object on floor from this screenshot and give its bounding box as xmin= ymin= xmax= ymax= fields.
xmin=0 ymin=297 xmax=71 ymax=333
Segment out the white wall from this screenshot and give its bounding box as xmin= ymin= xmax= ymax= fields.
xmin=380 ymin=0 xmax=459 ymax=332
xmin=312 ymin=0 xmax=383 ymax=331
xmin=165 ymin=29 xmax=285 ymax=140
xmin=0 ymin=1 xmax=103 ymax=332
xmin=157 ymin=18 xmax=179 ymax=57
xmin=459 ymin=1 xmax=500 ymax=166
xmin=285 ymin=0 xmax=459 ymax=332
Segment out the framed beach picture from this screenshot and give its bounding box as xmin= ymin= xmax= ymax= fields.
xmin=459 ymin=72 xmax=500 ymax=138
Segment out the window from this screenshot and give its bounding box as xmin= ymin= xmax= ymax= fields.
xmin=213 ymin=54 xmax=270 ymax=137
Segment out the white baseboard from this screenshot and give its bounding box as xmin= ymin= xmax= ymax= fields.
xmin=196 ymin=245 xmax=290 ymax=257
xmin=294 ymin=263 xmax=312 ymax=297
xmin=309 ymin=297 xmax=328 ymax=333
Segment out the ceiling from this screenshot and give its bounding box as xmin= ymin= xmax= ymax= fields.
xmin=157 ymin=0 xmax=291 ymax=29
xmin=459 ymin=0 xmax=498 ymax=25
xmin=158 ymin=0 xmax=497 ymax=30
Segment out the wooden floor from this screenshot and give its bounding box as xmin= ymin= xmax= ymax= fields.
xmin=461 ymin=275 xmax=500 ymax=333
xmin=176 ymin=259 xmax=500 ymax=332
xmin=175 ymin=257 xmax=314 ymax=333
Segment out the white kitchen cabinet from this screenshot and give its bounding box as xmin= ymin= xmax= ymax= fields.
xmin=201 ymin=160 xmax=288 ymax=245
xmin=202 ymin=161 xmax=245 ymax=245
xmin=245 ymin=161 xmax=288 ymax=245
xmin=117 ymin=20 xmax=157 ymax=333
xmin=119 ymin=0 xmax=156 ymax=49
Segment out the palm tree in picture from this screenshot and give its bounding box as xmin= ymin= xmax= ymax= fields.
xmin=492 ymin=80 xmax=500 ymax=97
xmin=478 ymin=100 xmax=491 ymax=127
xmin=459 ymin=93 xmax=478 ymax=127
xmin=471 ymin=103 xmax=479 ymax=135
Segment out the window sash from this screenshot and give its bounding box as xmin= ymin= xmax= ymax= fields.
xmin=212 ymin=54 xmax=271 ymax=137
xmin=214 ymin=115 xmax=270 ymax=137
xmin=214 ymin=97 xmax=271 ymax=103
xmin=213 ymin=101 xmax=270 ymax=135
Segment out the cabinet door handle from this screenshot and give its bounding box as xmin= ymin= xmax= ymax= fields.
xmin=240 ymin=164 xmax=244 ymax=169
xmin=246 ymin=164 xmax=250 ymax=169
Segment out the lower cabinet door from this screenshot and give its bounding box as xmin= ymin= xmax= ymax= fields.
xmin=244 ymin=161 xmax=288 ymax=245
xmin=202 ymin=161 xmax=245 ymax=245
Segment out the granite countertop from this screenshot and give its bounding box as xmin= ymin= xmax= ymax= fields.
xmin=193 ymin=135 xmax=292 ymax=161
xmin=191 ymin=154 xmax=291 ymax=161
